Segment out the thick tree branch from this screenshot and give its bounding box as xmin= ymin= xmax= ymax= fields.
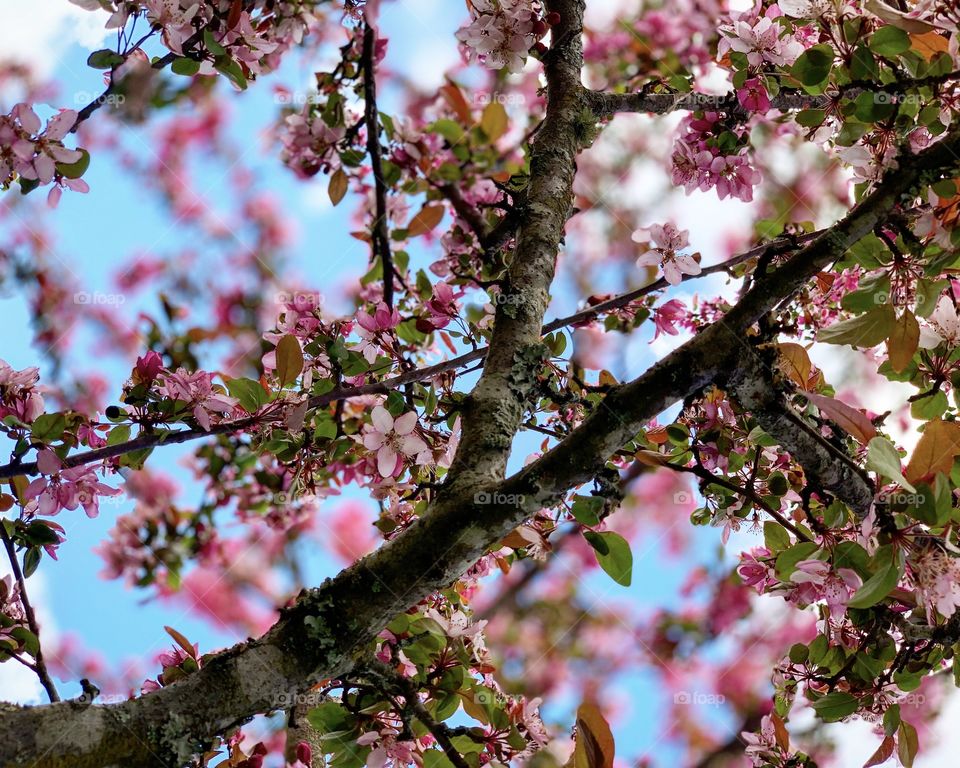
xmin=586 ymin=70 xmax=960 ymax=118
xmin=722 ymin=350 xmax=875 ymax=517
xmin=441 ymin=0 xmax=587 ymax=493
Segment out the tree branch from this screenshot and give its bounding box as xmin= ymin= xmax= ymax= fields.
xmin=0 ymin=524 xmax=59 ymax=703
xmin=722 ymin=350 xmax=875 ymax=517
xmin=361 ymin=23 xmax=395 ymax=310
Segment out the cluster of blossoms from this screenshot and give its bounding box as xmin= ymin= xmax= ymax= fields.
xmin=0 ymin=104 xmax=88 ymax=205
xmin=455 ymin=0 xmax=548 ymax=73
xmin=718 ymin=11 xmax=805 ymax=69
xmin=278 ymin=105 xmax=345 ymax=179
xmin=141 ymin=638 xmax=202 ymax=693
xmin=156 ymin=368 xmax=239 ymax=430
xmin=908 ymin=545 xmax=960 ymax=622
xmin=632 ymin=223 xmax=700 ymax=285
xmin=0 ymin=576 xmax=28 ymax=659
xmin=0 ymin=361 xmax=44 ymax=424
xmin=24 ymin=457 xmax=121 ymax=519
xmin=70 ymin=0 xmax=316 ymax=78
xmin=671 ymin=112 xmax=761 ymax=202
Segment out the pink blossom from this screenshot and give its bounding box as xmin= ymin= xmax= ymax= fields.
xmin=652 ymin=299 xmax=686 ymax=339
xmin=736 ymin=78 xmax=771 ymax=112
xmin=456 ymin=0 xmax=543 ymax=73
xmin=0 ymin=359 xmax=44 ymax=423
xmin=24 ymin=465 xmax=122 ymax=518
xmin=720 ymin=16 xmax=805 ymax=68
xmin=361 ymin=406 xmax=430 ymax=477
xmin=909 ymin=547 xmax=960 ymax=622
xmin=157 ymin=368 xmax=238 ymax=430
xmin=632 ymin=223 xmax=700 ymax=285
xmin=738 ymin=547 xmax=775 ymax=594
xmin=789 ymin=559 xmax=862 ymax=613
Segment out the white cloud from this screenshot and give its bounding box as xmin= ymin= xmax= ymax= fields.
xmin=0 ymin=1 xmax=109 ymax=78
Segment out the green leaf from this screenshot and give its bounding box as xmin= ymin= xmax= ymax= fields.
xmin=171 ymin=57 xmax=201 ymax=76
xmin=775 ymin=541 xmax=819 ymax=580
xmin=214 ymin=56 xmax=247 ymax=90
xmin=811 ymin=691 xmax=859 ymax=722
xmin=86 ymin=49 xmax=123 ymax=69
xmin=571 ymin=495 xmax=603 ymax=527
xmin=22 ymin=547 xmax=41 ymax=578
xmin=763 ymin=521 xmax=791 ymax=552
xmin=583 ymin=531 xmax=633 ymax=587
xmin=818 ymin=303 xmax=895 ymax=348
xmin=869 ymin=26 xmax=911 ymax=58
xmin=867 ymin=436 xmax=916 ymax=492
xmin=792 ymin=44 xmax=835 ymax=87
xmin=847 ymin=547 xmax=902 ymax=609
xmin=898 ymin=720 xmax=919 ymax=768
xmin=31 ymin=413 xmax=66 ymax=443
xmin=307 ymin=701 xmax=352 ymax=733
xmin=226 ymin=377 xmax=269 ymax=413
xmin=56 ymin=148 xmax=90 ymax=180
xmin=203 ymin=28 xmax=226 ymax=55
xmin=422 ymin=751 xmax=456 ymax=768
xmin=106 ymin=424 xmax=131 ymax=446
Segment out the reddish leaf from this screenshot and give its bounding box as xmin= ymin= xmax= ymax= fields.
xmin=573 ymin=702 xmax=615 ymax=768
xmin=805 ymin=392 xmax=878 ymax=444
xmin=407 ymin=204 xmax=445 ymax=237
xmin=777 ymin=343 xmax=813 ymax=390
xmin=905 ymin=418 xmax=960 ymax=484
xmin=864 ymin=735 xmax=895 ymax=768
xmin=439 ymin=80 xmax=473 ymax=125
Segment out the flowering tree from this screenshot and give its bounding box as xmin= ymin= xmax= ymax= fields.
xmin=7 ymin=0 xmax=960 ymax=765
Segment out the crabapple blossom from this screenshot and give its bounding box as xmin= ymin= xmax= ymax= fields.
xmin=156 ymin=368 xmax=238 ymax=430
xmin=720 ymin=14 xmax=805 ymax=68
xmin=24 ymin=464 xmax=122 ymax=518
xmin=632 ymin=223 xmax=700 ymax=285
xmin=361 ymin=406 xmax=430 ymax=477
xmin=909 ymin=546 xmax=960 ymax=622
xmin=456 ymin=0 xmax=544 ymax=73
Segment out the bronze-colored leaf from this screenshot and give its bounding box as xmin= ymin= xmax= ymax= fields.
xmin=805 ymin=392 xmax=878 ymax=444
xmin=275 ymin=334 xmax=304 ymax=388
xmin=328 ymin=168 xmax=348 ymax=206
xmin=886 ymin=309 xmax=919 ymax=373
xmin=407 ymin=204 xmax=445 ymax=237
xmin=905 ymin=418 xmax=960 ymax=484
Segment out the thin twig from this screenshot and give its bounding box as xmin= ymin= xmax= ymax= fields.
xmin=361 ymin=23 xmax=395 ymax=309
xmin=0 ymin=524 xmax=60 ymax=702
